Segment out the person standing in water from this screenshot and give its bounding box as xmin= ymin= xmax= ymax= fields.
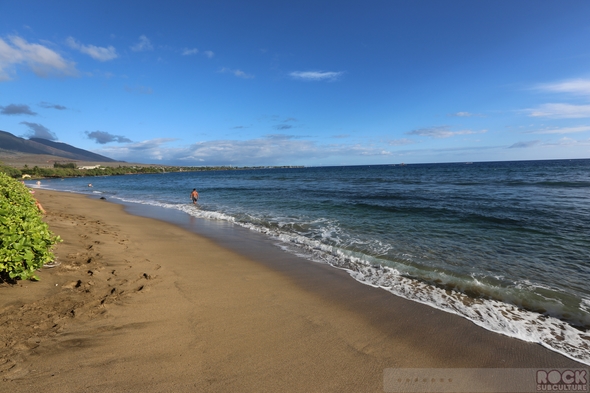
xmin=190 ymin=188 xmax=199 ymax=204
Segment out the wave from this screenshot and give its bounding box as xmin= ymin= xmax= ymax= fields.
xmin=500 ymin=180 xmax=590 ymax=188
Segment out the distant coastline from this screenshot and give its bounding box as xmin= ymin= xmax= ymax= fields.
xmin=0 ymin=158 xmax=305 ymax=179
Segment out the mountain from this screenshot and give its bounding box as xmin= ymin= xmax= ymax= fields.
xmin=29 ymin=137 xmax=117 ymax=162
xmin=0 ymin=130 xmax=116 ymax=162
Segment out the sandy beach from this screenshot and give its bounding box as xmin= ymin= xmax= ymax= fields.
xmin=0 ymin=190 xmax=584 ymax=392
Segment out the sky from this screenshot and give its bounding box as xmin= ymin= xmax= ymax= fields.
xmin=1 ymin=1 xmax=590 ymax=166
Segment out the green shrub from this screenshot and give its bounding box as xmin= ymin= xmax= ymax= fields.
xmin=0 ymin=173 xmax=61 ymax=281
xmin=53 ymin=162 xmax=77 ymax=169
xmin=0 ymin=165 xmax=22 ymax=178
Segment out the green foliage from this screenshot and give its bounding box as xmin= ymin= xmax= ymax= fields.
xmin=53 ymin=162 xmax=77 ymax=169
xmin=0 ymin=173 xmax=61 ymax=281
xmin=19 ymin=165 xmax=246 ymax=178
xmin=0 ymin=161 xmax=22 ymax=178
xmin=15 ymin=164 xmax=305 ymax=180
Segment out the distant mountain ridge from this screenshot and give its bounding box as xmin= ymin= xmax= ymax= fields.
xmin=0 ymin=130 xmax=116 ymax=162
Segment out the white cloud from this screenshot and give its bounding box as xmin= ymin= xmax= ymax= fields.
xmin=0 ymin=35 xmax=77 ymax=80
xmin=131 ymin=35 xmax=153 ymax=52
xmin=407 ymin=126 xmax=487 ymax=138
xmin=528 ymin=78 xmax=590 ymax=119
xmin=219 ymin=67 xmax=254 ymax=79
xmin=66 ymin=37 xmax=117 ymax=61
xmin=289 ymin=71 xmax=344 ymax=81
xmin=528 ymin=103 xmax=590 ymax=118
xmin=95 ymin=135 xmax=391 ymax=165
xmin=185 ymin=49 xmax=214 ymax=58
xmin=530 ymin=125 xmax=590 ymax=134
xmin=129 ymin=138 xmax=177 ymax=150
xmin=387 ymin=138 xmax=415 ymax=146
xmin=508 ymin=137 xmax=590 ymax=148
xmin=449 ymin=111 xmax=484 ymax=117
xmin=546 ymin=137 xmax=590 ymax=146
xmin=537 ymin=78 xmax=590 ymax=97
xmin=97 ymin=138 xmax=177 ymax=161
xmin=182 ymin=48 xmax=198 ymax=56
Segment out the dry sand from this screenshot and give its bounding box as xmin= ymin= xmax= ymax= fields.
xmin=0 ymin=190 xmax=584 ymax=392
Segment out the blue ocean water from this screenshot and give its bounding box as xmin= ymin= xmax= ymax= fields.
xmin=34 ymin=159 xmax=590 ymax=364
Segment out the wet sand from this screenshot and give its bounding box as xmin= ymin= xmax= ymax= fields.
xmin=0 ymin=190 xmax=584 ymax=392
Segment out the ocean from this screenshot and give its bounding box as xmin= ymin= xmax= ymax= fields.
xmin=32 ymin=159 xmax=590 ymax=365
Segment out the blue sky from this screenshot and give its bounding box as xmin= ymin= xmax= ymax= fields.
xmin=1 ymin=1 xmax=590 ymax=166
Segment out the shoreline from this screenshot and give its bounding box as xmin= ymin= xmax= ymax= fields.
xmin=0 ymin=190 xmax=585 ymax=392
xmin=116 ymin=193 xmax=590 ymax=366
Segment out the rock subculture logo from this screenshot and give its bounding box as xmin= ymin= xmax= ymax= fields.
xmin=536 ymin=369 xmax=588 ymax=392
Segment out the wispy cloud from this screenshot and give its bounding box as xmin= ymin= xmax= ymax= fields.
xmin=182 ymin=48 xmax=214 ymax=58
xmin=66 ymin=37 xmax=118 ymax=61
xmin=527 ymin=103 xmax=590 ymax=119
xmin=95 ymin=135 xmax=391 ymax=165
xmin=124 ymin=85 xmax=153 ymax=95
xmin=407 ymin=126 xmax=487 ymax=138
xmin=545 ymin=137 xmax=590 ymax=146
xmin=85 ymin=130 xmax=132 ymax=144
xmin=289 ymin=71 xmax=344 ymax=82
xmin=528 ymin=78 xmax=590 ymax=119
xmin=387 ymin=138 xmax=415 ymax=146
xmin=508 ymin=140 xmax=540 ymax=149
xmin=449 ymin=111 xmax=484 ymax=117
xmin=536 ymin=78 xmax=590 ymax=97
xmin=127 ymin=138 xmax=177 ymax=151
xmin=0 ymin=103 xmax=37 ymax=115
xmin=101 ymin=138 xmax=178 ymax=161
xmin=507 ymin=137 xmax=590 ymax=148
xmin=20 ymin=121 xmax=57 ymax=140
xmin=264 ymin=134 xmax=303 ymax=140
xmin=219 ymin=67 xmax=254 ymax=79
xmin=88 ymin=70 xmax=115 ymax=79
xmin=182 ymin=48 xmax=198 ymax=56
xmin=130 ymin=35 xmax=153 ymax=52
xmin=39 ymin=101 xmax=67 ymax=110
xmin=0 ymin=35 xmax=77 ymax=81
xmin=529 ymin=125 xmax=590 ymax=134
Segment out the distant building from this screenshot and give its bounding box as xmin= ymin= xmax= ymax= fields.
xmin=78 ymin=165 xmax=102 ymax=170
